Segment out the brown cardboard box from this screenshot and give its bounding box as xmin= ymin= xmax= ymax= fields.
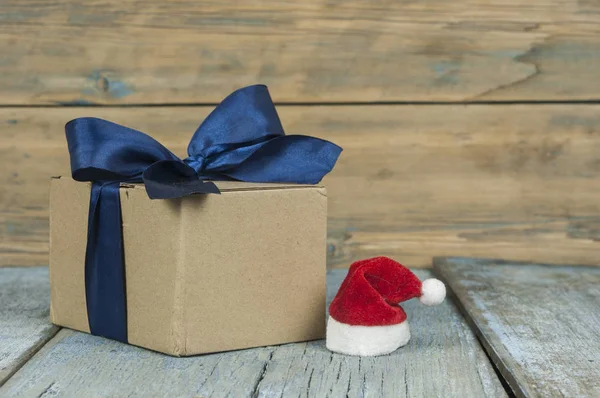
xmin=49 ymin=177 xmax=327 ymax=356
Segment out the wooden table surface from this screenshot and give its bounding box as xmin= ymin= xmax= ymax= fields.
xmin=435 ymin=257 xmax=600 ymax=398
xmin=1 ymin=259 xmax=599 ymax=397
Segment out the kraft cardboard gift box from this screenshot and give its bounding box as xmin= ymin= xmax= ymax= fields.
xmin=49 ymin=177 xmax=327 ymax=356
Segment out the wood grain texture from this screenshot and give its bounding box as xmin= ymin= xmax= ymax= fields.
xmin=254 ymin=270 xmax=506 ymax=397
xmin=0 ymin=269 xmax=506 ymax=397
xmin=434 ymin=257 xmax=600 ymax=398
xmin=0 ymin=267 xmax=59 ymax=387
xmin=4 ymin=105 xmax=600 ymax=268
xmin=1 ymin=0 xmax=600 ymax=104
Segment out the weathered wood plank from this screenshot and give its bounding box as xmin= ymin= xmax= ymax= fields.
xmin=1 ymin=0 xmax=600 ymax=104
xmin=0 ymin=329 xmax=276 ymax=397
xmin=0 ymin=269 xmax=506 ymax=397
xmin=255 ymin=269 xmax=507 ymax=397
xmin=3 ymin=105 xmax=600 ymax=268
xmin=0 ymin=267 xmax=59 ymax=386
xmin=434 ymin=257 xmax=600 ymax=398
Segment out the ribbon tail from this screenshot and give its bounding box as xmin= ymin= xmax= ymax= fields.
xmin=85 ymin=182 xmax=128 ymax=343
xmin=211 ymin=135 xmax=342 ymax=184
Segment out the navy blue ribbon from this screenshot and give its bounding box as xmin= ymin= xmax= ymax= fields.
xmin=66 ymin=85 xmax=342 ymax=342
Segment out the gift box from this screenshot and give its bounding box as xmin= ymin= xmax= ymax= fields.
xmin=48 ymin=85 xmax=341 ymax=356
xmin=50 ymin=178 xmax=327 ymax=356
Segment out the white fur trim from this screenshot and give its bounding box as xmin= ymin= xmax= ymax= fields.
xmin=419 ymin=278 xmax=446 ymax=306
xmin=326 ymin=316 xmax=410 ymax=356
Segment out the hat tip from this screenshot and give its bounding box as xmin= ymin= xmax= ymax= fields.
xmin=419 ymin=278 xmax=446 ymax=306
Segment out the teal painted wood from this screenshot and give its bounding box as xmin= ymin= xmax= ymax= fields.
xmin=0 ymin=267 xmax=59 ymax=386
xmin=434 ymin=257 xmax=600 ymax=398
xmin=0 ymin=269 xmax=506 ymax=397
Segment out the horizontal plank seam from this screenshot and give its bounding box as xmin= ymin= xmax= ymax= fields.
xmin=4 ymin=100 xmax=600 ymax=108
xmin=0 ymin=327 xmax=61 ymax=388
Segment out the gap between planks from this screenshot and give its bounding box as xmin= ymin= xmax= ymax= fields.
xmin=5 ymin=100 xmax=600 ymax=108
xmin=0 ymin=328 xmax=60 ymax=389
xmin=0 ymin=267 xmax=60 ymax=387
xmin=434 ymin=257 xmax=600 ymax=398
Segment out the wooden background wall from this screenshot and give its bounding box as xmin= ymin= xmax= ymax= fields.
xmin=2 ymin=0 xmax=600 ymax=268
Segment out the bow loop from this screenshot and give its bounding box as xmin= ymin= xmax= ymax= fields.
xmin=187 ymin=85 xmax=285 ymax=159
xmin=66 ymin=117 xmax=180 ymax=183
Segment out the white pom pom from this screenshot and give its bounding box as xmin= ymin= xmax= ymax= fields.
xmin=419 ymin=278 xmax=446 ymax=306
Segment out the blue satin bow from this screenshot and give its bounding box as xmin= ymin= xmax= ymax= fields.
xmin=66 ymin=85 xmax=342 ymax=343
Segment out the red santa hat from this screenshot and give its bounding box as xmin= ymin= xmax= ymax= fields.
xmin=326 ymin=256 xmax=446 ymax=356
